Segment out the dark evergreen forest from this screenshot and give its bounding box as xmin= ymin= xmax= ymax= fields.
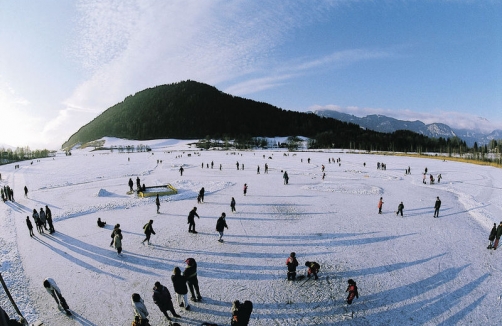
xmin=62 ymin=80 xmax=466 ymax=153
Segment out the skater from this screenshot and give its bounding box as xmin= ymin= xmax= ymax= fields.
xmin=378 ymin=197 xmax=384 ymax=214
xmin=43 ymin=278 xmax=71 ymax=315
xmin=179 ymin=166 xmax=184 ymax=176
xmin=199 ymin=187 xmax=205 ymax=203
xmin=243 ymin=184 xmax=248 ymax=196
xmin=257 ymin=165 xmax=260 ymax=174
xmin=131 ymin=293 xmax=150 ymax=326
xmin=97 ymin=217 xmax=106 ymax=227
xmin=129 ymin=178 xmax=134 ymax=192
xmin=396 ymin=202 xmax=404 ymax=217
xmin=187 ymin=207 xmax=200 ymax=233
xmin=264 ymin=163 xmax=268 ymax=173
xmin=110 ymin=224 xmax=121 ymax=247
xmin=39 ymin=207 xmax=48 ymax=230
xmin=183 ymin=258 xmax=202 ymax=302
xmin=346 ymin=279 xmax=359 ymax=304
xmin=114 ymin=229 xmax=123 ymax=256
xmin=32 ymin=209 xmax=43 ymax=234
xmin=493 ymin=222 xmax=502 ymax=250
xmin=155 ymin=194 xmax=160 ymax=214
xmin=45 ymin=205 xmax=54 ymax=233
xmin=283 ymin=171 xmax=289 ymax=185
xmin=24 ymin=186 xmax=28 ymax=198
xmin=305 ymin=261 xmax=320 ymax=280
xmin=171 ymin=267 xmax=190 ymax=310
xmin=231 ymin=300 xmax=253 ymax=326
xmin=216 ymin=212 xmax=228 ymax=242
xmin=236 ymin=162 xmax=239 ymax=170
xmin=230 ymin=197 xmax=236 ymax=212
xmin=26 ymin=216 xmax=34 ymax=237
xmin=488 ymin=223 xmax=497 ymax=249
xmin=142 ymin=220 xmax=156 ymax=245
xmin=152 ymin=281 xmax=181 ymax=321
xmin=286 ymin=252 xmax=299 ymax=281
xmin=434 ymin=197 xmax=442 ymax=218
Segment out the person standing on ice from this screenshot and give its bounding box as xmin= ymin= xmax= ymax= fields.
xmin=396 ymin=202 xmax=404 ymax=217
xmin=216 ymin=212 xmax=228 ymax=242
xmin=187 ymin=207 xmax=200 ymax=233
xmin=114 ymin=229 xmax=123 ymax=256
xmin=110 ymin=224 xmax=121 ymax=247
xmin=152 ymin=281 xmax=181 ymax=321
xmin=179 ymin=166 xmax=184 ymax=176
xmin=131 ymin=293 xmax=149 ymax=325
xmin=26 ymin=216 xmax=34 ymax=237
xmin=230 ymin=197 xmax=236 ymax=212
xmin=24 ymin=185 xmax=28 ymax=198
xmin=346 ymin=279 xmax=359 ymax=305
xmin=283 ymin=171 xmax=289 ymax=185
xmin=183 ymin=258 xmax=202 ymax=302
xmin=243 ymin=184 xmax=248 ymax=196
xmin=43 ymin=278 xmax=71 ymax=315
xmin=378 ymin=197 xmax=384 ymax=214
xmin=488 ymin=223 xmax=497 ymax=249
xmin=434 ymin=197 xmax=442 ymax=218
xmin=142 ymin=220 xmax=156 ymax=245
xmin=39 ymin=207 xmax=48 ymax=231
xmin=171 ymin=267 xmax=190 ymax=310
xmin=32 ymin=208 xmax=43 ymax=234
xmin=286 ymin=252 xmax=299 ymax=280
xmin=493 ymin=222 xmax=502 ymax=250
xmin=129 ymin=178 xmax=134 ymax=192
xmin=45 ymin=205 xmax=55 ymax=233
xmin=156 ymin=194 xmax=160 ymax=214
xmin=199 ymin=187 xmax=205 ymax=203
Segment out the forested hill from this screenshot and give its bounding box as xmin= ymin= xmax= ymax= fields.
xmin=62 ymin=80 xmax=452 ymax=152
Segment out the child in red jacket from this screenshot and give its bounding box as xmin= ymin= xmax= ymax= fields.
xmin=346 ymin=279 xmax=359 ymax=304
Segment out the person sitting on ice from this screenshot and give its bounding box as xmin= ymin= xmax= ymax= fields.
xmin=305 ymin=261 xmax=320 ymax=280
xmin=97 ymin=218 xmax=106 ymax=227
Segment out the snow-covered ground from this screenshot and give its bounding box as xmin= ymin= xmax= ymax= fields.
xmin=1 ymin=138 xmax=502 ymax=326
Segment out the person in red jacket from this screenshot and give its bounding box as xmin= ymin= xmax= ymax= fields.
xmin=346 ymin=279 xmax=359 ymax=304
xmin=286 ymin=252 xmax=299 ymax=280
xmin=305 ymin=261 xmax=320 ymax=280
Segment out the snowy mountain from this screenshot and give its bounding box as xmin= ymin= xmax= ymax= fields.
xmin=314 ymin=109 xmax=497 ymax=146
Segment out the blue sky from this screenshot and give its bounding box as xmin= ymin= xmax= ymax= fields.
xmin=0 ymin=1 xmax=501 ymax=149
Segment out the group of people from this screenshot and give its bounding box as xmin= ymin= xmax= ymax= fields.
xmin=488 ymin=222 xmax=502 ymax=250
xmin=28 ymin=206 xmax=55 ymax=236
xmin=1 ymin=185 xmax=14 ymax=202
xmin=377 ymin=196 xmax=442 ymax=218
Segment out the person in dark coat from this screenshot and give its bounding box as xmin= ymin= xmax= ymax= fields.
xmin=243 ymin=184 xmax=248 ymax=196
xmin=171 ymin=267 xmax=190 ymax=310
xmin=32 ymin=209 xmax=43 ymax=234
xmin=142 ymin=220 xmax=156 ymax=245
xmin=187 ymin=207 xmax=199 ymax=233
xmin=179 ymin=166 xmax=184 ymax=176
xmin=26 ymin=216 xmax=34 ymax=237
xmin=110 ymin=224 xmax=121 ymax=247
xmin=0 ymin=306 xmax=25 ymax=326
xmin=97 ymin=217 xmax=106 ymax=227
xmin=39 ymin=207 xmax=48 ymax=230
xmin=199 ymin=187 xmax=205 ymax=203
xmin=396 ymin=202 xmax=404 ymax=217
xmin=45 ymin=205 xmax=55 ymax=233
xmin=136 ymin=177 xmax=141 ymax=190
xmin=152 ymin=281 xmax=181 ymax=321
xmin=155 ymin=194 xmax=160 ymax=214
xmin=24 ymin=186 xmax=28 ymax=198
xmin=488 ymin=223 xmax=497 ymax=249
xmin=128 ymin=178 xmax=134 ymax=192
xmin=493 ymin=222 xmax=502 ymax=250
xmin=283 ymin=171 xmax=289 ymax=185
xmin=434 ymin=197 xmax=442 ymax=218
xmin=346 ymin=279 xmax=359 ymax=304
xmin=305 ymin=261 xmax=320 ymax=280
xmin=216 ymin=212 xmax=228 ymax=242
xmin=286 ymin=252 xmax=299 ymax=280
xmin=230 ymin=197 xmax=236 ymax=213
xmin=183 ymin=258 xmax=202 ymax=302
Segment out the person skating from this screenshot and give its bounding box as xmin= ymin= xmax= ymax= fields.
xmin=243 ymin=184 xmax=248 ymax=196
xmin=216 ymin=212 xmax=228 ymax=242
xmin=396 ymin=202 xmax=404 ymax=217
xmin=434 ymin=197 xmax=441 ymax=218
xmin=346 ymin=279 xmax=359 ymax=305
xmin=142 ymin=220 xmax=155 ymax=245
xmin=46 ymin=205 xmax=55 ymax=233
xmin=378 ymin=197 xmax=384 ymax=214
xmin=305 ymin=261 xmax=320 ymax=280
xmin=493 ymin=222 xmax=502 ymax=250
xmin=24 ymin=186 xmax=28 ymax=198
xmin=114 ymin=229 xmax=123 ymax=256
xmin=286 ymin=252 xmax=299 ymax=281
xmin=97 ymin=217 xmax=106 ymax=227
xmin=171 ymin=267 xmax=190 ymax=310
xmin=230 ymin=197 xmax=236 ymax=213
xmin=152 ymin=281 xmax=181 ymax=321
xmin=110 ymin=224 xmax=121 ymax=247
xmin=131 ymin=293 xmax=150 ymax=326
xmin=488 ymin=223 xmax=497 ymax=249
xmin=187 ymin=207 xmax=199 ymax=233
xmin=155 ymin=194 xmax=160 ymax=214
xmin=183 ymin=258 xmax=202 ymax=302
xmin=43 ymin=278 xmax=71 ymax=315
xmin=26 ymin=216 xmax=34 ymax=237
